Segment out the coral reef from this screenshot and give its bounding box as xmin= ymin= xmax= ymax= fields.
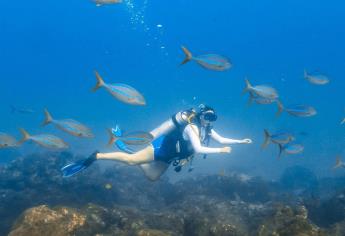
xmin=9 ymin=201 xmax=325 ymax=236
xmin=1 ymin=152 xmax=345 ymax=235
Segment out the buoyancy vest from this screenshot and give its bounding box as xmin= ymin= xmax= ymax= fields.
xmin=153 ymin=109 xmax=196 ymax=163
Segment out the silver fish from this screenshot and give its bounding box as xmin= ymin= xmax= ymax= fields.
xmin=248 ymin=92 xmax=275 ymax=105
xmin=119 ymin=132 xmax=154 ymax=145
xmin=278 ymin=143 xmax=304 ymax=158
xmin=19 ymin=128 xmax=68 ymax=149
xmin=93 ymin=71 xmax=146 ymax=106
xmin=94 ymin=0 xmax=122 ymax=7
xmin=262 ymin=129 xmax=295 ymax=148
xmin=180 ymin=46 xmax=232 ymax=71
xmin=334 ymin=156 xmax=345 ymax=169
xmin=108 ymin=128 xmax=153 ymax=146
xmin=244 ymin=78 xmax=279 ymax=100
xmin=0 ymin=133 xmax=18 ymax=148
xmin=42 ymin=109 xmax=94 ymax=138
xmin=341 ymin=118 xmax=345 ymax=125
xmin=276 ymin=101 xmax=317 ymax=117
xmin=304 ymin=70 xmax=329 ymax=85
xmin=11 ymin=105 xmax=35 ymax=114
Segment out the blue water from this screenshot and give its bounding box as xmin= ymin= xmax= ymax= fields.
xmin=0 ymin=0 xmax=345 ymax=179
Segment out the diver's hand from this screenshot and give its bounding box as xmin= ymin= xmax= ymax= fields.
xmin=221 ymin=146 xmax=232 ymax=153
xmin=241 ymin=139 xmax=252 ymax=144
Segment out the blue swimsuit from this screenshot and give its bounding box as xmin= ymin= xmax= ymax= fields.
xmin=152 ymin=128 xmax=194 ymax=164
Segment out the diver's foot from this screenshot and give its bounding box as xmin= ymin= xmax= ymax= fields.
xmin=83 ymin=150 xmax=99 ymax=167
xmin=61 ymin=150 xmax=99 ymax=178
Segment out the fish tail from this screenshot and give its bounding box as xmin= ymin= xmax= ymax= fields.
xmin=42 ymin=108 xmax=53 ymax=126
xmin=180 ymin=46 xmax=192 ymax=65
xmin=18 ymin=128 xmax=30 ymax=144
xmin=243 ymin=77 xmax=252 ymax=94
xmin=112 ymin=125 xmax=122 ymax=137
xmin=247 ymin=93 xmax=254 ymax=106
xmin=304 ymin=69 xmax=308 ymax=79
xmin=107 ymin=126 xmax=135 ymax=154
xmin=107 ymin=129 xmax=116 ymax=146
xmin=262 ymin=129 xmax=271 ymax=149
xmin=276 ymin=100 xmax=284 ymax=117
xmin=278 ymin=144 xmax=284 ymax=159
xmin=334 ymin=156 xmax=343 ymax=169
xmin=93 ymin=71 xmax=105 ymax=92
xmin=107 ymin=125 xmax=122 ymax=146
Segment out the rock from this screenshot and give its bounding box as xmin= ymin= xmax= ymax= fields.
xmin=256 ymin=205 xmax=326 ymax=236
xmin=0 ymin=149 xmax=20 ymax=165
xmin=3 ymin=151 xmax=345 ymax=235
xmin=9 ymin=201 xmax=248 ymax=236
xmin=279 ymin=166 xmax=319 ymax=198
xmin=326 ymin=219 xmax=345 ymax=236
xmin=137 ymin=229 xmax=175 ymax=236
xmin=9 ymin=204 xmax=183 ymax=236
xmin=9 ymin=205 xmax=86 ymax=236
xmin=308 ymin=190 xmax=345 ymax=227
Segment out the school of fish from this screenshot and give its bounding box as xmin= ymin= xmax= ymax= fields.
xmin=1 ymin=1 xmax=343 ymax=173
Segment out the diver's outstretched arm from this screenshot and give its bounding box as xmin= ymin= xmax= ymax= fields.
xmin=210 ymin=129 xmax=252 ymax=145
xmin=185 ymin=125 xmax=231 ymax=154
xmin=96 ymin=146 xmax=154 ymax=165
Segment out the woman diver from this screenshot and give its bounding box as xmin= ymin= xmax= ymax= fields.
xmin=61 ymin=104 xmax=253 ymax=181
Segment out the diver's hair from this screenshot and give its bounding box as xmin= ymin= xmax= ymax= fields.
xmin=196 ymin=105 xmax=216 ymax=124
xmin=182 ymin=108 xmax=200 ymax=126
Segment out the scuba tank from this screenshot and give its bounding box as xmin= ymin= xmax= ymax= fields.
xmin=150 ymin=108 xmax=197 ymax=139
xmin=172 ymin=108 xmax=197 ymax=129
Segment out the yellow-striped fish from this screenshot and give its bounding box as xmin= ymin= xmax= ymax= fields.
xmin=276 ymin=101 xmax=317 ymax=117
xmin=105 ymin=183 xmax=112 ymax=189
xmin=0 ymin=133 xmax=18 ymax=148
xmin=304 ymin=70 xmax=329 ymax=85
xmin=19 ymin=128 xmax=68 ymax=149
xmin=42 ymin=109 xmax=94 ymax=138
xmin=93 ymin=71 xmax=146 ymax=106
xmin=180 ymin=46 xmax=232 ymax=71
xmin=244 ymin=78 xmax=279 ymax=100
xmin=334 ymin=156 xmax=345 ymax=169
xmin=94 ymin=0 xmax=122 ymax=7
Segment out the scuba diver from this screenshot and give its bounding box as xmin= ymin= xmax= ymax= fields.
xmin=61 ymin=104 xmax=253 ymax=181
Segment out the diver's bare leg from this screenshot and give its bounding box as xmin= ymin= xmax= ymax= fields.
xmin=96 ymin=146 xmax=154 ymax=165
xmin=139 ymin=162 xmax=169 ymax=181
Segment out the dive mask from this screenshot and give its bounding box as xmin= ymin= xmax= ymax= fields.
xmin=202 ymin=111 xmax=217 ymax=122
